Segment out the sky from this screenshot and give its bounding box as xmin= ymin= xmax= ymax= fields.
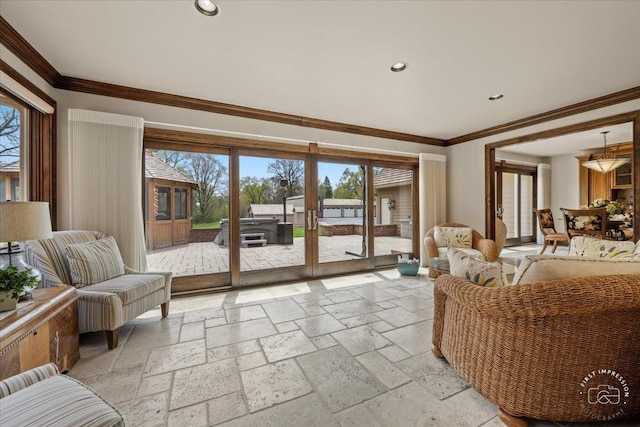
xmin=239 ymin=155 xmax=359 ymax=189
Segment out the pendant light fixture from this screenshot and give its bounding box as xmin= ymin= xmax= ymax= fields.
xmin=582 ymin=131 xmax=630 ymax=174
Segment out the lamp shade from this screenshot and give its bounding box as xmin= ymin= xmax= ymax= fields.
xmin=582 ymin=157 xmax=630 ymax=174
xmin=0 ymin=202 xmax=53 ymax=242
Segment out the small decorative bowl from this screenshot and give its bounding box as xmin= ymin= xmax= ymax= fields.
xmin=397 ymin=262 xmax=419 ymax=276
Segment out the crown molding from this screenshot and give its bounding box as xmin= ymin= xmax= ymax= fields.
xmin=447 ymin=86 xmax=640 ymax=146
xmin=2 ymin=15 xmax=638 ymax=148
xmin=57 ymin=75 xmax=444 ymax=146
xmin=0 ymin=16 xmax=60 ymax=87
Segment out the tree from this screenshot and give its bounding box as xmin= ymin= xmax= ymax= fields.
xmin=318 ymin=175 xmax=333 ymax=199
xmin=240 ymin=176 xmax=271 ymax=204
xmin=239 ymin=176 xmax=272 ymax=217
xmin=333 ymin=167 xmax=365 ymax=200
xmin=0 ymin=105 xmax=20 ymax=165
xmin=267 ymin=159 xmax=304 ymax=198
xmin=186 ymin=153 xmax=228 ymax=223
xmin=154 ymin=150 xmax=188 ymax=170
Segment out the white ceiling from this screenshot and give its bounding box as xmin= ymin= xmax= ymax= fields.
xmin=1 ymin=1 xmax=639 ymax=141
xmin=498 ymin=122 xmax=633 ymax=157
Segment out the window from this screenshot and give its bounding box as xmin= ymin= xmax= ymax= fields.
xmin=0 ymin=97 xmax=26 ymax=202
xmin=156 ymin=186 xmax=171 ymax=220
xmin=175 ymin=188 xmax=187 ymax=219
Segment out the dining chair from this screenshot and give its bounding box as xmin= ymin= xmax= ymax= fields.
xmin=560 ymin=207 xmax=608 ymax=241
xmin=533 ymin=208 xmax=570 ymax=254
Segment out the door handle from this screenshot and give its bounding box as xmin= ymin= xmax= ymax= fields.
xmin=307 ymin=210 xmax=312 ymax=231
xmin=313 ymin=210 xmax=318 ymax=231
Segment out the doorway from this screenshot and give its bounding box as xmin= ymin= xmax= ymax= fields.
xmin=495 ymin=162 xmax=536 ymax=245
xmin=144 ymin=130 xmax=419 ymax=293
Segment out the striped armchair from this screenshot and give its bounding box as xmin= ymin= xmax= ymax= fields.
xmin=25 ymin=231 xmax=171 ymax=349
xmin=0 ymin=363 xmax=124 ymax=426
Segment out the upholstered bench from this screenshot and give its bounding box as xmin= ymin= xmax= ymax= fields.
xmin=0 ymin=363 xmax=124 ymax=427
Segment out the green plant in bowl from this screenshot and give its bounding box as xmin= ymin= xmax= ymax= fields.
xmin=0 ymin=265 xmax=41 ymax=309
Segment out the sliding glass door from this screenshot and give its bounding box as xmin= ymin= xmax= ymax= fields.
xmin=143 ymin=147 xmax=231 ymax=292
xmin=312 ymin=160 xmax=373 ymax=275
xmin=145 ymin=133 xmax=419 ymax=293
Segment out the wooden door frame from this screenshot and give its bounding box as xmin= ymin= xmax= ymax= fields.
xmin=495 ymin=162 xmax=537 ymax=245
xmin=485 ymin=111 xmax=640 ymax=241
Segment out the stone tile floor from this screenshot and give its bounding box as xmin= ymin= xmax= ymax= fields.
xmin=69 ymin=244 xmax=635 ymax=427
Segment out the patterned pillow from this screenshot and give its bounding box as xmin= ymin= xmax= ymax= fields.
xmin=448 ymin=248 xmax=505 ymax=287
xmin=566 ymin=214 xmax=603 ymax=231
xmin=434 ymin=226 xmax=473 ymax=248
xmin=569 ymin=236 xmax=635 ymax=258
xmin=65 ymin=237 xmax=125 ymax=287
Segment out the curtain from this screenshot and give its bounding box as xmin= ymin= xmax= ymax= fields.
xmin=68 ymin=109 xmax=147 ymax=270
xmin=419 ymin=153 xmax=446 ymax=266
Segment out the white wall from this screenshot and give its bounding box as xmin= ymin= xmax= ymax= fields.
xmin=53 ymin=89 xmax=446 ymax=229
xmin=549 ymin=154 xmax=580 ymax=233
xmin=446 ymin=99 xmax=640 ymax=236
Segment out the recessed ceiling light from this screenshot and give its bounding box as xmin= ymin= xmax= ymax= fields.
xmin=195 ymin=0 xmax=219 ymax=16
xmin=488 ymin=94 xmax=504 ymax=101
xmin=390 ymin=62 xmax=407 ymax=72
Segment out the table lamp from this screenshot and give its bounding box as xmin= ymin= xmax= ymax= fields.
xmin=0 ymin=201 xmax=53 ymax=273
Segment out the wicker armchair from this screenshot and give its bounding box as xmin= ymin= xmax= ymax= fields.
xmin=424 ymin=223 xmax=498 ymax=278
xmin=432 ymin=274 xmax=640 ymax=426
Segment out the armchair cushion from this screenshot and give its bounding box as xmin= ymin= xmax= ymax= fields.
xmin=436 ymin=246 xmax=485 ymax=260
xmin=448 ymin=248 xmax=505 ymax=287
xmin=512 ymin=254 xmax=640 ymax=285
xmin=65 ymin=236 xmax=125 ymax=287
xmin=433 ymin=226 xmax=473 ymax=248
xmin=569 ymin=236 xmax=635 ymax=258
xmin=83 ymin=273 xmax=166 ymax=305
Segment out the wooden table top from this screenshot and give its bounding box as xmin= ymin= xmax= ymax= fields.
xmin=0 ymin=286 xmax=77 ymax=349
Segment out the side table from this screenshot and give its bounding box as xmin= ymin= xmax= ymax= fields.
xmin=428 ymin=257 xmax=450 ymax=278
xmin=0 ymin=285 xmax=79 ymax=380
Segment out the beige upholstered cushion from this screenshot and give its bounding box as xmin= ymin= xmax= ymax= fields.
xmin=65 ymin=237 xmax=125 ymax=287
xmin=83 ymin=273 xmax=166 ymax=305
xmin=569 ymin=236 xmax=635 ymax=258
xmin=447 ymin=248 xmax=505 ymax=287
xmin=434 ymin=226 xmax=473 ymax=248
xmin=0 ymin=374 xmax=124 ymax=427
xmin=511 ymin=254 xmax=640 ymax=285
xmin=437 ymin=246 xmax=485 ymax=260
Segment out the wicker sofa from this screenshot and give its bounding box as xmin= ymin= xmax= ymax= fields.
xmin=432 ymin=273 xmax=640 ymax=426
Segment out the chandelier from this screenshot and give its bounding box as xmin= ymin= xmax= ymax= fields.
xmin=582 ymin=131 xmax=630 ymax=174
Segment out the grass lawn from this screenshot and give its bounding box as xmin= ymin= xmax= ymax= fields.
xmin=293 ymin=226 xmax=305 ymax=238
xmin=192 ymin=222 xmax=221 ymax=229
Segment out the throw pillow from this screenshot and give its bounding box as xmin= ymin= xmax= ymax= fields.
xmin=65 ymin=236 xmax=125 ymax=287
xmin=511 ymin=254 xmax=640 ymax=285
xmin=447 ymin=248 xmax=505 ymax=287
xmin=569 ymin=236 xmax=635 ymax=258
xmin=434 ymin=226 xmax=473 ymax=248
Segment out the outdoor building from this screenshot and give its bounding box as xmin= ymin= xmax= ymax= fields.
xmin=0 ymin=161 xmax=20 ymax=201
xmin=144 ymin=152 xmax=198 ymax=250
xmin=373 ymin=168 xmax=413 ymax=238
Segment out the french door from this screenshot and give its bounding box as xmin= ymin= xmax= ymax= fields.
xmin=496 ymin=163 xmax=537 ymax=245
xmin=144 ymin=135 xmax=418 ymax=293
